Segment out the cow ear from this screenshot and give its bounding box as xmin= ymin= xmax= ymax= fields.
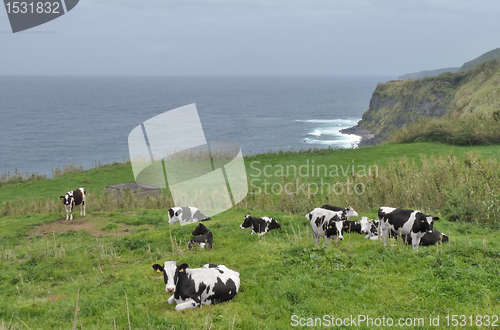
xmin=433 ymin=217 xmax=440 ymax=221
xmin=152 ymin=264 xmax=164 ymax=273
xmin=59 ymin=196 xmax=64 ymax=199
xmin=177 ymin=263 xmax=189 ymax=273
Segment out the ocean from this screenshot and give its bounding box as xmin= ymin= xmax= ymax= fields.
xmin=0 ymin=76 xmax=391 ymax=177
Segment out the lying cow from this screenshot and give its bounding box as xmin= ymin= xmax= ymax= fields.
xmin=379 ymin=207 xmax=439 ymax=250
xmin=401 ymin=230 xmax=449 ymax=246
xmin=322 ymin=205 xmax=359 ymax=220
xmin=305 ymin=208 xmax=356 ymax=245
xmin=168 ymin=207 xmax=211 ymax=225
xmin=152 ymin=261 xmax=240 ymax=311
xmin=188 ymin=223 xmax=213 ymax=249
xmin=365 ymin=219 xmax=382 ymax=240
xmin=240 ymin=215 xmax=281 ymax=235
xmin=60 ymin=188 xmax=86 ymax=221
xmin=343 ymin=216 xmax=371 ymax=234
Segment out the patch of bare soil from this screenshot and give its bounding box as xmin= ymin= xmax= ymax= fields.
xmin=29 ymin=216 xmax=143 ymax=237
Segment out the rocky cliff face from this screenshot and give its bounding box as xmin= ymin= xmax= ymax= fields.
xmin=351 ymin=49 xmax=500 ymax=146
xmin=353 ymin=75 xmax=460 ymax=145
xmin=351 ymin=57 xmax=500 ymax=146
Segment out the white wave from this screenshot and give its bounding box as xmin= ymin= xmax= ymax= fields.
xmin=303 ymin=132 xmax=361 ymax=148
xmin=299 ymin=117 xmax=361 ymax=148
xmin=308 ymin=129 xmax=322 ymax=137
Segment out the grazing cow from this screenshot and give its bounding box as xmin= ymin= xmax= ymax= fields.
xmin=401 ymin=230 xmax=449 ymax=246
xmin=343 ymin=216 xmax=371 ymax=234
xmin=239 ymin=215 xmax=281 ymax=235
xmin=168 ymin=207 xmax=211 ymax=225
xmin=305 ymin=208 xmax=355 ymax=245
xmin=322 ymin=205 xmax=359 ymax=220
xmin=60 ymin=188 xmax=86 ymax=221
xmin=379 ymin=207 xmax=439 ymax=250
xmin=188 ymin=223 xmax=213 ymax=249
xmin=152 ymin=261 xmax=240 ymax=311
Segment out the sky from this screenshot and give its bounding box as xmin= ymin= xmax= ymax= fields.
xmin=1 ymin=0 xmax=500 ymax=76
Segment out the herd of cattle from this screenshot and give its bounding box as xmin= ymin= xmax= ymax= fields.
xmin=60 ymin=187 xmax=449 ymax=311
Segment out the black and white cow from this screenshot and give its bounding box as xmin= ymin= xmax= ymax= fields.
xmin=401 ymin=230 xmax=449 ymax=246
xmin=305 ymin=208 xmax=357 ymax=245
xmin=343 ymin=216 xmax=371 ymax=234
xmin=322 ymin=205 xmax=359 ymax=220
xmin=168 ymin=207 xmax=211 ymax=225
xmin=188 ymin=223 xmax=213 ymax=249
xmin=379 ymin=207 xmax=439 ymax=250
xmin=152 ymin=261 xmax=240 ymax=311
xmin=60 ymin=188 xmax=86 ymax=221
xmin=239 ymin=215 xmax=281 ymax=235
xmin=365 ymin=219 xmax=381 ymax=240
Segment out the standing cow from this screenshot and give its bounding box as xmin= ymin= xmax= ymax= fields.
xmin=60 ymin=188 xmax=86 ymax=221
xmin=378 ymin=207 xmax=439 ymax=250
xmin=152 ymin=261 xmax=240 ymax=310
xmin=305 ymin=207 xmax=357 ymax=245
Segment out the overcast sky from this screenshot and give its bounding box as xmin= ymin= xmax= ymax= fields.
xmin=1 ymin=0 xmax=500 ymax=76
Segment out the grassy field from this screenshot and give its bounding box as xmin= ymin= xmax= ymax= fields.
xmin=1 ymin=142 xmax=500 ymax=329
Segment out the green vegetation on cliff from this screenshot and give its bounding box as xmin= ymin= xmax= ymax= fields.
xmin=458 ymin=47 xmax=500 ymax=72
xmin=358 ymin=57 xmax=500 ymax=145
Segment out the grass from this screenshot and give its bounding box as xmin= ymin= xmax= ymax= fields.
xmin=1 ymin=142 xmax=500 ymax=329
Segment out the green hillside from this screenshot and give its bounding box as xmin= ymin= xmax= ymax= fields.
xmin=458 ymin=47 xmax=500 ymax=72
xmin=398 ymin=47 xmax=500 ymax=80
xmin=1 ymin=144 xmax=500 ymax=329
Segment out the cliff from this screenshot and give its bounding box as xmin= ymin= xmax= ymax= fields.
xmin=350 ymin=57 xmax=500 ymax=146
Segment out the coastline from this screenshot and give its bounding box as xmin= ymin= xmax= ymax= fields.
xmin=340 ymin=124 xmax=380 ymax=147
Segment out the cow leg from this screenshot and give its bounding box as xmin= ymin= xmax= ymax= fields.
xmin=65 ymin=205 xmax=70 ymax=221
xmin=70 ymin=203 xmax=74 ymax=220
xmin=174 ymin=298 xmax=198 ymax=310
xmin=411 ymin=233 xmax=420 ymax=250
xmin=168 ymin=295 xmax=175 ymax=305
xmin=380 ymin=227 xmax=388 ymax=246
xmin=81 ymin=200 xmax=85 ymax=216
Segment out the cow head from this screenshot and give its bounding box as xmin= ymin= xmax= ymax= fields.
xmin=342 ymin=206 xmax=358 ymax=219
xmin=168 ymin=207 xmax=182 ymax=225
xmin=192 ymin=223 xmax=208 ymax=236
xmin=325 ymin=215 xmax=344 ymax=240
xmin=414 ymin=212 xmax=439 ymax=234
xmin=152 ymin=261 xmax=186 ymax=293
xmin=59 ymin=192 xmax=72 ymax=206
xmin=268 ymin=218 xmax=281 ymax=230
xmin=359 ymin=216 xmax=371 ymax=234
xmin=240 ymin=215 xmax=252 ymax=229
